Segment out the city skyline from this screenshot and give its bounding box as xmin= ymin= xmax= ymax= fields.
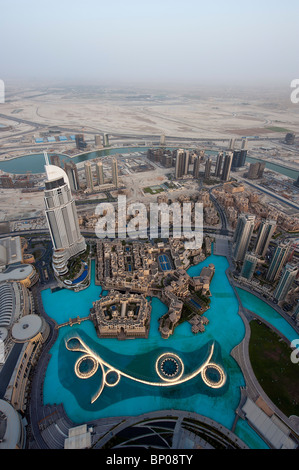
xmin=0 ymin=1 xmax=298 ymax=454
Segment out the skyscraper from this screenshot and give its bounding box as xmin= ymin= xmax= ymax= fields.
xmin=215 ymin=152 xmax=223 ymax=177
xmin=241 ymin=253 xmax=258 ymax=280
xmin=273 ymin=264 xmax=298 ymax=302
xmin=84 ymin=161 xmax=94 ymax=191
xmin=233 ymin=213 xmax=255 ymax=262
xmin=75 ymin=134 xmax=87 ymax=150
xmin=266 ymin=242 xmax=290 ymax=282
xmin=241 ymin=138 xmax=248 ymax=151
xmin=50 ymin=154 xmax=61 ymax=167
xmin=103 ymin=133 xmax=109 ymax=147
xmin=43 ymin=153 xmax=86 ymax=276
xmin=95 ymin=135 xmax=103 ymax=148
xmin=112 ymin=158 xmax=119 ymax=188
xmin=285 ymin=133 xmax=295 ymax=145
xmin=193 ymin=155 xmax=200 ymax=178
xmin=162 ymin=153 xmax=172 ymax=168
xmin=232 ymin=149 xmax=247 ymax=169
xmin=254 ymin=219 xmax=276 ymax=258
xmin=228 ymin=138 xmax=235 ymax=151
xmin=96 ymin=160 xmax=104 ymax=186
xmin=175 ymin=149 xmax=189 ymax=179
xmin=64 ymin=161 xmax=80 ymax=193
xmin=247 ymin=162 xmax=265 ymax=179
xmin=204 ymin=158 xmax=212 ymax=180
xmin=221 ymin=152 xmax=233 ymax=182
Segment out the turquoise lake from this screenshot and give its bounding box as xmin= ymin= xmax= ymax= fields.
xmin=42 ymin=256 xmax=246 ymax=429
xmin=41 ymin=254 xmax=297 ymax=448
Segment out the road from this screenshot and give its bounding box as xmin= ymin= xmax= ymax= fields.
xmin=236 ymin=175 xmax=299 ymax=212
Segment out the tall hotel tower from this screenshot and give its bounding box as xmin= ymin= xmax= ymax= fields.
xmin=233 ymin=213 xmax=255 ymax=262
xmin=254 ymin=219 xmax=276 ymax=258
xmin=44 ymin=153 xmax=86 ymax=276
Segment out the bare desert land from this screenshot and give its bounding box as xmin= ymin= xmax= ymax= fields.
xmin=0 ymin=83 xmax=298 ymax=147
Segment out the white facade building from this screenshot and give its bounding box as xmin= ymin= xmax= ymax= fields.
xmin=44 ymin=154 xmax=86 ymax=275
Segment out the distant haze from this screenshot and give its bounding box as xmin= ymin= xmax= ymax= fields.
xmin=1 ymin=0 xmax=299 ymax=87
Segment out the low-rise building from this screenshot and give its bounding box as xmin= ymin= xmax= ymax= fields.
xmin=90 ymin=291 xmax=151 ymax=339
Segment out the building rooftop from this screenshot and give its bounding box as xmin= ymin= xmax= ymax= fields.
xmin=242 ymin=398 xmax=297 ymax=449
xmin=0 ymin=399 xmax=22 ymax=449
xmin=0 ymin=264 xmax=34 ymax=283
xmin=0 ymin=236 xmax=22 ymax=269
xmin=12 ymin=314 xmax=42 ymax=342
xmin=64 ymin=424 xmax=92 ymax=449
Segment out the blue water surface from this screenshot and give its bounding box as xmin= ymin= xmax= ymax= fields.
xmin=42 ymin=256 xmax=246 ymax=430
xmin=41 ymin=255 xmax=295 ymax=448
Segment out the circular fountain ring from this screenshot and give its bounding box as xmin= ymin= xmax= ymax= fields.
xmin=155 ymin=352 xmax=184 ymax=382
xmin=201 ymin=362 xmax=226 ymax=388
xmin=75 ymin=355 xmax=98 ymax=379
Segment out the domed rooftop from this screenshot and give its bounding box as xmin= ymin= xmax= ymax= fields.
xmin=12 ymin=314 xmax=42 ymax=342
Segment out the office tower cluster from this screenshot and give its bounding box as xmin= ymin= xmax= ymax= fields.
xmin=43 ymin=153 xmax=86 ymax=276
xmin=233 ymin=212 xmax=298 ymax=302
xmin=233 ymin=215 xmax=277 ymax=267
xmin=210 ymin=151 xmax=233 ymax=182
xmin=191 ymin=137 xmax=248 ymax=182
xmin=254 ymin=219 xmax=277 ymax=258
xmin=84 ymin=157 xmax=119 ymax=190
xmin=147 ymin=148 xmax=174 ymax=168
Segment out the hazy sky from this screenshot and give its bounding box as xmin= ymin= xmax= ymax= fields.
xmin=1 ymin=0 xmax=299 ymax=87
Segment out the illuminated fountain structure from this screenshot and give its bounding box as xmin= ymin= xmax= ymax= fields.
xmin=64 ymin=333 xmax=227 ymax=405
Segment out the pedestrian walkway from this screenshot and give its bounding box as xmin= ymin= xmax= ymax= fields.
xmin=213 ymin=237 xmax=230 ymax=256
